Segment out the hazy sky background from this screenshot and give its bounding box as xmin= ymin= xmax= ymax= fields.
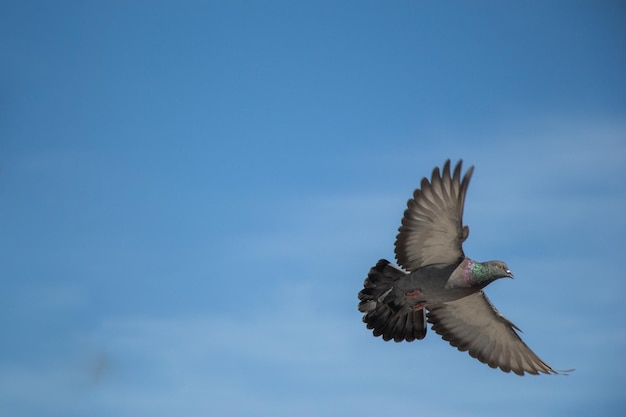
xmin=1 ymin=1 xmax=625 ymax=416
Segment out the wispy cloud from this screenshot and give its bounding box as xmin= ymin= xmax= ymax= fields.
xmin=2 ymin=119 xmax=624 ymax=417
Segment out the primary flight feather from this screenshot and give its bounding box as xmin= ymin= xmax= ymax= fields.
xmin=357 ymin=160 xmax=568 ymax=376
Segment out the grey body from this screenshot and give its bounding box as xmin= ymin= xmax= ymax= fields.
xmin=358 ymin=160 xmax=568 ymax=376
xmin=392 ymin=262 xmax=473 ymax=306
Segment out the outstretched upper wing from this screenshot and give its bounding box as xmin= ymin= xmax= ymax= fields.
xmin=427 ymin=291 xmax=560 ymax=376
xmin=395 ymin=160 xmax=473 ymax=271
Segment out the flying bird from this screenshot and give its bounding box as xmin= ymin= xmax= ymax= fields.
xmin=358 ymin=160 xmax=568 ymax=375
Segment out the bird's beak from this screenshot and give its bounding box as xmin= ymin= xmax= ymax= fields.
xmin=506 ymin=269 xmax=514 ymax=279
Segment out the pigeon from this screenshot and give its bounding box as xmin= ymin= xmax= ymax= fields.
xmin=358 ymin=160 xmax=568 ymax=376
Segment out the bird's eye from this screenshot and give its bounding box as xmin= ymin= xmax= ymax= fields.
xmin=496 ymin=264 xmax=502 ymax=269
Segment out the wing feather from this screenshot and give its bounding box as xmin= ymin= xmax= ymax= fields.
xmin=395 ymin=160 xmax=474 ymax=271
xmin=427 ymin=292 xmax=561 ymax=376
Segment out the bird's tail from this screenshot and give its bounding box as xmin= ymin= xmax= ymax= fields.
xmin=358 ymin=259 xmax=427 ymax=342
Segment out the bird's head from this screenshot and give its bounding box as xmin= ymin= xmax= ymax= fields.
xmin=469 ymin=260 xmax=514 ymax=286
xmin=485 ymin=260 xmax=514 ymax=280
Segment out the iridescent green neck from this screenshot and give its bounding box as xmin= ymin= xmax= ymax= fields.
xmin=469 ymin=260 xmax=493 ymax=283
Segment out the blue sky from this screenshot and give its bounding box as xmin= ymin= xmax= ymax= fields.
xmin=1 ymin=1 xmax=625 ymax=416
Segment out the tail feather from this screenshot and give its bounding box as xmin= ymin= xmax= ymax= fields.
xmin=358 ymin=259 xmax=427 ymax=342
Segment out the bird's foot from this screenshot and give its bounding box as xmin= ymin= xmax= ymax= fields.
xmin=411 ymin=302 xmax=426 ymax=311
xmin=405 ymin=289 xmax=422 ymax=298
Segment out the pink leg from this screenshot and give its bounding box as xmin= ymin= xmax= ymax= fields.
xmin=412 ymin=302 xmax=427 ymax=311
xmin=405 ymin=289 xmax=422 ymax=298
